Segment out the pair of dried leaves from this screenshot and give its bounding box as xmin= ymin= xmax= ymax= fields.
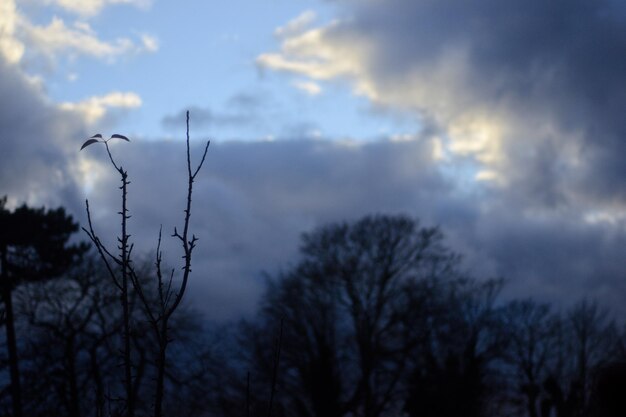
xmin=80 ymin=134 xmax=130 ymax=151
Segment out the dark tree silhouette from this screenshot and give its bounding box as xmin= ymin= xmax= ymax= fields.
xmin=238 ymin=215 xmax=460 ymax=417
xmin=589 ymin=361 xmax=626 ymax=417
xmin=9 ymin=254 xmax=219 ymax=417
xmin=0 ymin=196 xmax=87 ymax=417
xmin=404 ymin=278 xmax=508 ymax=417
xmin=542 ymin=300 xmax=619 ymax=417
xmin=17 ymin=256 xmax=122 ymax=417
xmin=502 ymin=300 xmax=560 ymax=417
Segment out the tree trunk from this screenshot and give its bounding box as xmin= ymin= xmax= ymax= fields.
xmin=66 ymin=337 xmax=81 ymax=417
xmin=154 ymin=322 xmax=168 ymax=417
xmin=1 ymin=247 xmax=23 ymax=417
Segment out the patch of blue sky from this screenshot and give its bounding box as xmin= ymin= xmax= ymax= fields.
xmin=33 ymin=0 xmax=414 ymax=142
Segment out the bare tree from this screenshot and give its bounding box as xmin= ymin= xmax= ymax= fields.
xmin=239 ymin=215 xmax=459 ymax=417
xmin=127 ymin=111 xmax=209 ymax=417
xmin=11 ymin=253 xmax=219 ymax=417
xmin=81 ymin=111 xmax=209 ymax=417
xmin=404 ymin=278 xmax=509 ymax=417
xmin=502 ymin=299 xmax=560 ymax=417
xmin=17 ymin=257 xmax=121 ymax=417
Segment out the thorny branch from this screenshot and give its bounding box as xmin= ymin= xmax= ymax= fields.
xmin=82 ymin=111 xmax=209 ymax=417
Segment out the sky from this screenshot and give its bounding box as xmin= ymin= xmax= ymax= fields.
xmin=1 ymin=0 xmax=626 ymax=321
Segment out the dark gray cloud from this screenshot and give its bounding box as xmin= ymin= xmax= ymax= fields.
xmin=4 ymin=0 xmax=626 ymax=323
xmin=81 ymin=134 xmax=450 ymax=319
xmin=448 ymin=200 xmax=626 ymax=315
xmin=2 ymin=62 xmax=625 ymax=319
xmin=0 ymin=59 xmax=87 ymax=214
xmin=251 ymin=0 xmax=626 ymax=317
xmin=77 ymin=132 xmax=626 ymax=321
xmin=161 ymin=105 xmax=258 ymax=130
xmin=327 ymin=0 xmax=626 ymax=207
xmin=161 ymin=91 xmax=272 ymax=132
xmin=226 ymin=92 xmax=266 ymax=111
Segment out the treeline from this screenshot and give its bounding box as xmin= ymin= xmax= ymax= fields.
xmin=1 ymin=208 xmax=625 ymax=416
xmin=225 ymin=215 xmax=626 ymax=417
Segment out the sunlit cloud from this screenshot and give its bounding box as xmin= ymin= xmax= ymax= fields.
xmin=260 ymin=0 xmax=626 ymax=210
xmin=0 ymin=0 xmax=25 ymax=64
xmin=60 ymin=91 xmax=142 ymax=124
xmin=257 ymin=16 xmax=509 ymax=186
xmin=447 ymin=113 xmax=506 ymax=182
xmin=257 ymin=22 xmax=369 ymax=84
xmin=75 ymin=156 xmax=109 ymax=195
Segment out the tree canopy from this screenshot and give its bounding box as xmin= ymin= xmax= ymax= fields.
xmin=0 ymin=197 xmax=87 ymax=286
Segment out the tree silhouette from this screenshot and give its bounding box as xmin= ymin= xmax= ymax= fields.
xmin=589 ymin=361 xmax=626 ymax=417
xmin=238 ymin=215 xmax=460 ymax=417
xmin=10 ymin=253 xmax=218 ymax=417
xmin=0 ymin=196 xmax=87 ymax=417
xmin=502 ymin=299 xmax=559 ymax=417
xmin=541 ymin=300 xmax=619 ymax=417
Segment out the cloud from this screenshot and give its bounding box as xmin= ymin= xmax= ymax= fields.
xmin=59 ymin=91 xmax=142 ymax=124
xmin=258 ymin=0 xmax=626 ymax=211
xmin=292 ymin=79 xmax=322 ymax=96
xmin=0 ymin=0 xmax=25 ymax=63
xmin=0 ymin=0 xmax=157 ymax=70
xmin=274 ymin=10 xmax=317 ymax=39
xmin=78 ymin=133 xmax=451 ymax=319
xmin=3 ymin=0 xmax=626 ymax=324
xmin=0 ymin=57 xmax=88 ymax=213
xmin=0 ymin=50 xmax=140 ymax=219
xmin=43 ymin=0 xmax=152 ymax=18
xmin=70 ymin=130 xmax=626 ymax=321
xmin=22 ymin=17 xmax=157 ymax=63
xmin=3 ymin=45 xmax=625 ymax=320
xmin=249 ymin=0 xmax=626 ymax=319
xmin=257 ymin=21 xmax=368 ymax=84
xmin=140 ymin=33 xmax=159 ymax=52
xmin=226 ymin=92 xmax=266 ymax=111
xmin=161 ymin=100 xmax=262 ymax=131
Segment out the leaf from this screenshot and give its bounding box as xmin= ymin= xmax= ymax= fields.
xmin=90 ymin=134 xmax=103 ymax=139
xmin=80 ymin=138 xmax=100 ymax=150
xmin=110 ymin=134 xmax=130 ymax=142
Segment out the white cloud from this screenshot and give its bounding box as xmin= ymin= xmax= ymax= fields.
xmin=60 ymin=91 xmax=142 ymax=124
xmin=140 ymin=33 xmax=159 ymax=52
xmin=274 ymin=10 xmax=317 ymax=39
xmin=23 ymin=17 xmax=157 ymax=62
xmin=42 ymin=0 xmax=152 ymax=18
xmin=0 ymin=0 xmax=25 ymax=63
xmin=257 ymin=23 xmax=370 ymax=84
xmin=257 ymin=22 xmax=491 ymax=155
xmin=292 ymin=79 xmax=321 ymax=95
xmin=1 ymin=0 xmax=158 ymax=68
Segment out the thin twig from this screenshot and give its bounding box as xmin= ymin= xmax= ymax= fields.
xmin=165 ymin=111 xmax=209 ymax=320
xmin=83 ymin=200 xmax=122 ymax=290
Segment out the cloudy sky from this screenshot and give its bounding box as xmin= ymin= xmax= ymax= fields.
xmin=2 ymin=0 xmax=625 ymax=320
